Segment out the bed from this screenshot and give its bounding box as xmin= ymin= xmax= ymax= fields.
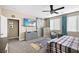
xmin=48 ymin=35 xmax=79 ymax=53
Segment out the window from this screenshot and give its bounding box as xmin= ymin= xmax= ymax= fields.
xmin=67 ymin=16 xmax=77 ymax=32
xmin=50 ymin=19 xmax=54 ymax=30
xmin=50 ymin=18 xmax=61 ymax=30
xmin=54 ymin=18 xmax=61 ymax=30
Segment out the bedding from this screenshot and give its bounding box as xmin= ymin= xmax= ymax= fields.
xmin=49 ymin=35 xmax=79 ymax=53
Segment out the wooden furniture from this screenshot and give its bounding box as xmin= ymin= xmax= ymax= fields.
xmin=26 ymin=31 xmax=38 ymax=40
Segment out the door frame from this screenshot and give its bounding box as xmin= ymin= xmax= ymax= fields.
xmin=8 ymin=18 xmax=19 ymax=39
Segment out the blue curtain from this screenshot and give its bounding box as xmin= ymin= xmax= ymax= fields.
xmin=62 ymin=15 xmax=67 ymax=35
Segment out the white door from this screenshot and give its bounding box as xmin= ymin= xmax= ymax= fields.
xmin=0 ymin=16 xmax=7 ymax=38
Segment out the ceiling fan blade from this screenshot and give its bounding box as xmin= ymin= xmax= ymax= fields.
xmin=50 ymin=5 xmax=53 ymax=11
xmin=50 ymin=11 xmax=53 ymax=14
xmin=50 ymin=11 xmax=58 ymax=14
xmin=42 ymin=10 xmax=50 ymax=12
xmin=54 ymin=7 xmax=64 ymax=11
xmin=54 ymin=12 xmax=58 ymax=14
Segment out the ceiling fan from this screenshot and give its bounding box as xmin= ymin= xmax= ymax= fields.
xmin=42 ymin=5 xmax=64 ymax=14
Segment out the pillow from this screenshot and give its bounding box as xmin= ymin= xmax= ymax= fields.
xmin=30 ymin=43 xmax=41 ymax=50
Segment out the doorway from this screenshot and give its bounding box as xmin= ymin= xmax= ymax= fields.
xmin=8 ymin=19 xmax=19 ymax=39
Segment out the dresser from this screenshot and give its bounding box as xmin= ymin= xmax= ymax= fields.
xmin=26 ymin=31 xmax=38 ymax=40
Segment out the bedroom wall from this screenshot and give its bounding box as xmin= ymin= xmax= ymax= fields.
xmin=0 ymin=7 xmax=36 ymax=41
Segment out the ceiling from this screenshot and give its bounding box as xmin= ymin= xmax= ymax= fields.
xmin=1 ymin=5 xmax=79 ymax=18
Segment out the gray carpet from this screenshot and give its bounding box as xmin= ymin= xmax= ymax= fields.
xmin=8 ymin=38 xmax=50 ymax=53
